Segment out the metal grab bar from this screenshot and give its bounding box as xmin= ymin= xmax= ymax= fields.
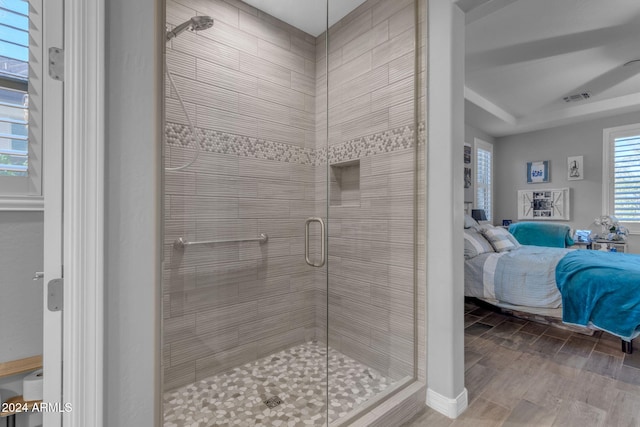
xmin=304 ymin=217 xmax=326 ymax=267
xmin=173 ymin=233 xmax=268 ymax=250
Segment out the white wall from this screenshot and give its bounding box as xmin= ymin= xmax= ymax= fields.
xmin=104 ymin=0 xmax=161 ymax=424
xmin=494 ymin=111 xmax=640 ymax=253
xmin=465 ymin=123 xmax=494 ymax=147
xmin=426 ymin=0 xmax=467 ymax=417
xmin=0 ymin=212 xmax=43 ymax=427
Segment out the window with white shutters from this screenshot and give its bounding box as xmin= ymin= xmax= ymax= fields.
xmin=604 ymin=124 xmax=640 ymax=233
xmin=0 ymin=0 xmax=42 ymax=204
xmin=475 ymin=139 xmax=493 ymax=221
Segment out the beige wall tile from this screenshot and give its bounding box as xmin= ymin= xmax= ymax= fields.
xmin=389 ymin=51 xmax=415 ymax=84
xmin=330 ymin=51 xmax=373 ymax=90
xmin=291 ymin=33 xmax=316 ymax=61
xmin=256 ymin=328 xmax=306 ymax=358
xmin=257 ymin=78 xmax=306 ymax=110
xmin=291 ymin=71 xmax=315 ymax=97
xmin=257 ymin=39 xmax=306 ymax=74
xmin=388 ymin=3 xmax=415 ymax=39
xmin=195 ymin=342 xmax=258 ymax=380
xmin=372 ymin=0 xmax=414 ymax=26
xmin=329 ymin=9 xmax=372 ymax=53
xmin=239 ymin=10 xmax=290 ymax=50
xmin=338 ymin=64 xmax=389 ymax=107
xmin=342 ymin=20 xmax=389 ymax=64
xmin=372 ymin=27 xmax=415 ymax=69
xmin=164 ymin=314 xmax=196 ymax=344
xmin=170 ymin=326 xmax=239 ymax=366
xmin=173 ymin=30 xmax=240 ymax=71
xmin=196 ymin=104 xmax=258 ymax=137
xmin=174 ymin=0 xmax=240 ymax=27
xmin=164 ymin=360 xmax=195 ymax=391
xmin=196 ymin=57 xmax=258 ymax=96
xmin=389 ymin=100 xmax=415 ymax=128
xmin=238 ymin=312 xmax=292 ymax=345
xmin=166 ymin=97 xmax=196 ymax=126
xmin=172 ymin=73 xmax=240 ymax=112
xmin=195 ymin=300 xmax=258 ymax=335
xmin=166 ymin=48 xmax=197 ymax=79
xmin=167 ymin=0 xmax=196 ymax=28
xmin=240 ymin=51 xmax=291 ymax=87
xmin=169 ymin=282 xmax=239 ymax=317
xmin=371 ymin=76 xmax=413 ymax=112
xmin=200 ymin=19 xmax=258 ymax=55
xmin=238 ymin=93 xmax=290 ymax=125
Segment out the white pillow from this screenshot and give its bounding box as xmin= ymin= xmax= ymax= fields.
xmin=464 ymin=214 xmax=479 ymax=229
xmin=464 ymin=229 xmax=495 ymax=259
xmin=481 ymin=227 xmax=521 ymax=252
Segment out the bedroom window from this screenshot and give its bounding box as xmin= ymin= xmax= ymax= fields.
xmin=0 ymin=0 xmax=43 ymax=208
xmin=475 ymin=138 xmax=493 ymax=221
xmin=603 ymin=123 xmax=640 ymax=233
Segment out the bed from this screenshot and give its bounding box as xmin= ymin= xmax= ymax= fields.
xmin=463 ymin=219 xmax=640 ymax=353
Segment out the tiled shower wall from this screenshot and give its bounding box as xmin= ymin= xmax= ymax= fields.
xmin=163 ymin=0 xmax=321 ymax=391
xmin=163 ymin=0 xmax=425 ymax=391
xmin=319 ymin=0 xmax=420 ymax=380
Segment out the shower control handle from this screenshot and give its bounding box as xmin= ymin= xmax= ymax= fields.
xmin=304 ymin=217 xmax=326 ymax=268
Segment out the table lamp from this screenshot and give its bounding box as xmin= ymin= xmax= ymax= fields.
xmin=471 ymin=209 xmax=487 ymax=222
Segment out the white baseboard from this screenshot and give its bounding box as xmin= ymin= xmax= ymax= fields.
xmin=426 ymin=387 xmax=468 ymax=419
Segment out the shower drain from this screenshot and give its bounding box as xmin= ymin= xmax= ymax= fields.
xmin=263 ymin=396 xmax=283 ymax=409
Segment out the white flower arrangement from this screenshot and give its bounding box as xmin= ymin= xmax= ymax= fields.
xmin=594 ymin=215 xmax=628 ymax=241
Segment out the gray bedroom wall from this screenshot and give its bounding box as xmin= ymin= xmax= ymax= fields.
xmin=463 ymin=124 xmax=494 ymax=210
xmin=494 ymin=111 xmax=640 ymax=253
xmin=465 ymin=123 xmax=494 ymax=146
xmin=0 ymin=212 xmax=43 ymax=427
xmin=0 ymin=213 xmax=43 ymax=362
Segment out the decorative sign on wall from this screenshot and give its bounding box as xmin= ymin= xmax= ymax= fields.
xmin=517 ymin=188 xmax=570 ymax=220
xmin=527 ymin=160 xmax=550 ymax=183
xmin=567 ymin=155 xmax=584 ymax=181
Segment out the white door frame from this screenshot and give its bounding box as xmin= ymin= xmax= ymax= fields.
xmin=60 ymin=0 xmax=105 ymax=425
xmin=42 ymin=0 xmax=64 ymax=424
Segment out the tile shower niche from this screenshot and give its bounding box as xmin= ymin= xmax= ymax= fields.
xmin=330 ymin=160 xmax=360 ymax=207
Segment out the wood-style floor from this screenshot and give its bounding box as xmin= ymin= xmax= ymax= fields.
xmin=403 ymin=299 xmax=640 ymax=427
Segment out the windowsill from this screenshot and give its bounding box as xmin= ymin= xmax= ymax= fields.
xmin=0 ymin=196 xmax=44 ymax=211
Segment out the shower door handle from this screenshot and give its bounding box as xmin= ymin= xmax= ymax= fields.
xmin=305 ymin=217 xmax=326 ymax=267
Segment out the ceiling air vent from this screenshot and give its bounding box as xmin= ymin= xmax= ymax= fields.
xmin=563 ymin=92 xmax=592 ymax=103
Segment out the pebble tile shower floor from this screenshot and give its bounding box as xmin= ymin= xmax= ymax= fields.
xmin=163 ymin=341 xmax=395 ymax=426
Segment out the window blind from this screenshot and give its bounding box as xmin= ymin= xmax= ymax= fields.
xmin=476 ymin=147 xmax=492 ymax=220
xmin=613 ymin=135 xmax=640 ymax=222
xmin=0 ymin=0 xmax=29 ymax=176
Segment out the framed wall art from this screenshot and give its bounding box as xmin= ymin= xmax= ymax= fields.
xmin=567 ymin=155 xmax=583 ymax=181
xmin=517 ymin=188 xmax=570 ymax=220
xmin=464 ymin=143 xmax=473 ymax=202
xmin=526 ymin=160 xmax=549 ymax=184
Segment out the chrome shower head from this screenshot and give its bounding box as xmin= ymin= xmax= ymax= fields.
xmin=166 ymin=16 xmax=214 ymax=41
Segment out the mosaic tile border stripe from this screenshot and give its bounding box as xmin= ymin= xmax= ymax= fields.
xmin=165 ymin=122 xmax=317 ymax=165
xmin=166 ymin=121 xmax=425 ymax=166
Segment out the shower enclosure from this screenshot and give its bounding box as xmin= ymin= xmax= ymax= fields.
xmin=162 ymin=0 xmax=426 ymax=424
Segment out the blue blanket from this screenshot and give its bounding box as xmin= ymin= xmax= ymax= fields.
xmin=509 ymin=222 xmax=574 ymax=248
xmin=556 ymin=250 xmax=640 ymax=340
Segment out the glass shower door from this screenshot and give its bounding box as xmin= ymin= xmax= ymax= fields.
xmin=162 ymin=0 xmax=330 ymax=425
xmin=324 ymin=0 xmax=419 ymax=421
xmin=161 ymin=0 xmax=420 ymax=424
